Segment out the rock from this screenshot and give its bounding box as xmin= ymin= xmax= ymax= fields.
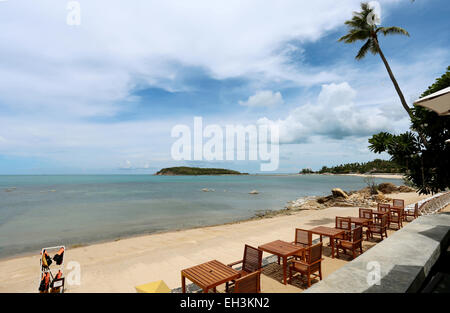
xmin=249 ymin=190 xmax=259 ymax=195
xmin=331 ymin=188 xmax=348 ymax=199
xmin=397 ymin=185 xmax=416 ymax=193
xmin=201 ymin=188 xmax=215 ymax=192
xmin=377 ymin=182 xmax=397 ymax=194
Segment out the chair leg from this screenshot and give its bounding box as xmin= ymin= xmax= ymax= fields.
xmin=307 ymin=272 xmax=311 ymax=287
xmin=289 ymin=266 xmax=293 ymax=283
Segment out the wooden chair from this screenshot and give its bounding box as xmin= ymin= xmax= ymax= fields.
xmin=404 ymin=203 xmax=420 ymax=221
xmin=377 ymin=203 xmax=391 ymax=226
xmin=291 ymin=228 xmax=312 ymax=261
xmin=392 ymin=199 xmax=405 ymax=210
xmin=288 ymin=242 xmax=323 ymax=288
xmin=336 ymin=226 xmax=363 ymax=260
xmin=226 ymin=245 xmax=263 ymax=292
xmin=233 ymin=269 xmax=261 ymax=293
xmin=359 ymin=208 xmax=373 ymax=240
xmin=367 ymin=213 xmax=388 ymax=241
xmin=359 ymin=208 xmax=374 ymax=222
xmin=389 ymin=207 xmax=403 ymax=229
xmin=335 ymin=216 xmax=352 ymax=240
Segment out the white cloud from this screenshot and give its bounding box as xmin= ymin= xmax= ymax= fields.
xmin=0 ymin=0 xmax=372 ymax=118
xmin=258 ymin=82 xmax=408 ymax=144
xmin=239 ymin=90 xmax=284 ymax=107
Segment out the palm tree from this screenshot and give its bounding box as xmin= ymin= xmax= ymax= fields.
xmin=338 ymin=3 xmax=411 ymax=117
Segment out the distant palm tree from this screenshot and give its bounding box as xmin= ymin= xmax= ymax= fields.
xmin=338 ymin=3 xmax=411 ymax=117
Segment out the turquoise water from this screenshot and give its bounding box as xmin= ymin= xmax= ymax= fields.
xmin=0 ymin=174 xmax=402 ymax=258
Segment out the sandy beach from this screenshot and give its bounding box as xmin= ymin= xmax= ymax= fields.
xmin=0 ymin=191 xmax=428 ymax=293
xmin=337 ymin=173 xmax=405 ymax=180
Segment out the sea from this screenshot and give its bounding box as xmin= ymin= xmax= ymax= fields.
xmin=0 ymin=174 xmax=402 ymax=259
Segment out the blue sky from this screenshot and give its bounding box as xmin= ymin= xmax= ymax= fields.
xmin=0 ymin=0 xmax=449 ymax=174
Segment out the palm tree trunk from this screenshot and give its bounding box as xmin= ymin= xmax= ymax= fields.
xmin=374 ymin=40 xmax=412 ymax=117
xmin=374 ymin=38 xmax=429 ymax=147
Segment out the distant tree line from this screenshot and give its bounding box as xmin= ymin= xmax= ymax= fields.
xmin=155 ymin=166 xmax=246 ymax=175
xmin=300 ymin=159 xmax=403 ymax=174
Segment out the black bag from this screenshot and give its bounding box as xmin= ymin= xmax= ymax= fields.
xmin=45 ymin=254 xmax=53 ymax=267
xmin=53 ymin=252 xmax=64 ymax=265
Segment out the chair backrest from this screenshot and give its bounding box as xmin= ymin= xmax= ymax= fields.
xmin=242 ymin=245 xmax=263 ymax=273
xmin=380 ymin=213 xmax=388 ymax=227
xmin=390 ymin=207 xmax=402 ymax=219
xmin=359 ymin=208 xmax=373 ymax=220
xmin=295 ymin=228 xmax=312 ymax=246
xmin=378 ymin=203 xmax=391 ymax=212
xmin=335 ymin=216 xmax=351 ymax=231
xmin=352 ymin=226 xmax=363 ymax=243
xmin=307 ymin=242 xmax=323 ymax=264
xmin=393 ymin=199 xmax=405 ymax=209
xmin=234 ymin=270 xmax=261 ymax=293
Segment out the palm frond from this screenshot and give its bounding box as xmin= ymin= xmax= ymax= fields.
xmin=356 ymin=39 xmax=372 ymax=60
xmin=377 ymin=26 xmax=410 ymax=37
xmin=369 ymin=39 xmax=379 ymax=55
xmin=338 ymin=29 xmax=370 ymax=43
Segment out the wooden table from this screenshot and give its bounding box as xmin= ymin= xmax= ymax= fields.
xmin=258 ymin=240 xmax=304 ymax=285
xmin=349 ymin=217 xmax=372 ymax=240
xmin=309 ymin=226 xmax=345 ymax=258
xmin=181 ymin=260 xmax=240 ymax=293
xmin=349 ymin=217 xmax=371 ymax=226
xmin=372 ymin=210 xmax=389 ymax=223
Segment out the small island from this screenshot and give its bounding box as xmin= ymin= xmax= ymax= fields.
xmin=155 ymin=166 xmax=247 ymax=176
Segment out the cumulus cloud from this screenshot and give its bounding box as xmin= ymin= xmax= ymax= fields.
xmin=258 ymin=82 xmax=405 ymax=144
xmin=239 ymin=90 xmax=284 ymax=107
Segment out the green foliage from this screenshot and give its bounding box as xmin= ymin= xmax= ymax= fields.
xmin=300 ymin=168 xmax=314 ymax=174
xmin=338 ymin=2 xmax=409 ymax=60
xmin=369 ymin=67 xmax=450 ymax=194
xmin=155 ymin=166 xmax=245 ymax=176
xmin=317 ymin=159 xmax=402 ymax=174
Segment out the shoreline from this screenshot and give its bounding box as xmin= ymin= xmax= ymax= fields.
xmin=0 ymin=191 xmax=429 ymax=292
xmin=333 ymin=173 xmax=404 ymax=180
xmin=0 ymin=178 xmax=406 ymax=261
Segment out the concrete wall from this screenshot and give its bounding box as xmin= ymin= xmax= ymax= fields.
xmin=305 ymin=213 xmax=450 ymax=293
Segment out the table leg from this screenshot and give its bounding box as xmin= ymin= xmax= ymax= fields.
xmin=181 ymin=274 xmax=186 ymax=293
xmin=331 ymin=236 xmax=335 ymax=258
xmin=283 ymin=256 xmax=287 ymax=285
xmin=277 ymin=256 xmax=280 ymax=265
xmin=203 ymin=287 xmax=209 ymax=293
xmin=213 ymin=287 xmax=217 ymax=293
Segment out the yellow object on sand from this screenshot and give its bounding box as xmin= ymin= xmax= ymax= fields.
xmin=135 ymin=280 xmax=171 ymax=293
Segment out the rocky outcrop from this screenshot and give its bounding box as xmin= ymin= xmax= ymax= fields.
xmin=331 ymin=188 xmax=348 ymax=198
xmin=378 ymin=183 xmax=416 ymax=194
xmin=285 ymin=185 xmax=407 ymax=211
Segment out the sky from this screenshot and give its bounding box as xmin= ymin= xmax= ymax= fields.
xmin=0 ymin=0 xmax=449 ymax=174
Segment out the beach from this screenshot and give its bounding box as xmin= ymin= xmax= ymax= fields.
xmin=338 ymin=173 xmax=405 ymax=180
xmin=0 ymin=174 xmax=404 ymax=258
xmin=0 ymin=191 xmax=428 ymax=293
